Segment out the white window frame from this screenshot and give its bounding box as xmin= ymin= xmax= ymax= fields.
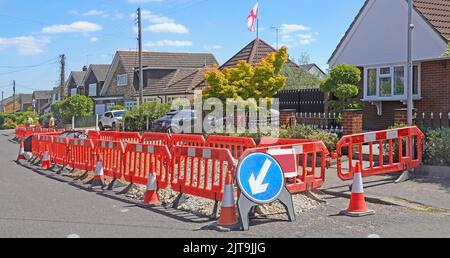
xmin=124 ymin=101 xmax=138 ymax=110
xmin=363 ymin=63 xmax=421 ymax=101
xmin=117 ymin=74 xmax=128 ymax=87
xmin=88 ymin=83 xmax=97 ymax=97
xmin=70 ymin=88 xmax=77 ymax=97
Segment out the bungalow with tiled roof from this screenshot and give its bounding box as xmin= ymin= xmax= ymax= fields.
xmin=97 ymin=50 xmax=218 ymax=112
xmin=328 ymin=0 xmax=450 ymax=130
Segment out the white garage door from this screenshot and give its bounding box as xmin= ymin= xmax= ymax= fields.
xmin=95 ymin=104 xmax=106 ymax=116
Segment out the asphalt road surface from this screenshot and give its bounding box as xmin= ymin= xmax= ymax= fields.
xmin=0 ymin=130 xmax=449 ymax=238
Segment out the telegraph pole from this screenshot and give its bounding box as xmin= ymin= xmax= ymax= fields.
xmin=13 ymin=80 xmax=16 ymax=112
xmin=137 ymin=8 xmax=144 ymax=105
xmin=59 ymin=54 xmax=66 ymax=100
xmin=407 ymin=0 xmax=414 ymax=126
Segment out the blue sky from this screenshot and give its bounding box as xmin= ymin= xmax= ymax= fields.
xmin=0 ymin=0 xmax=365 ymax=97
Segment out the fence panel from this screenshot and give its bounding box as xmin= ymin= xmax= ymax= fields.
xmin=141 ymin=132 xmax=171 ymax=146
xmin=417 ymin=112 xmax=450 ymax=129
xmin=206 ymin=135 xmax=256 ymax=159
xmin=171 ymin=146 xmax=235 ymax=201
xmin=52 ymin=137 xmax=70 ymax=166
xmin=336 ymin=126 xmax=425 ymax=181
xmin=96 ymin=140 xmax=125 ymax=180
xmin=67 ymin=138 xmax=95 ymax=172
xmin=171 ymin=134 xmax=206 ymax=148
xmin=276 ymin=88 xmax=325 ymax=113
xmin=123 ymin=143 xmax=172 ymax=189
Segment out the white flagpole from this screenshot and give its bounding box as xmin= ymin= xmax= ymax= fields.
xmin=257 ymin=0 xmax=260 ymax=39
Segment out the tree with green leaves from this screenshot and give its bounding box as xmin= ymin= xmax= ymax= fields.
xmin=51 ymin=95 xmax=94 ymax=124
xmin=281 ymin=64 xmax=323 ymax=90
xmin=203 ymin=46 xmax=288 ymax=104
xmin=320 ymin=64 xmax=362 ymax=114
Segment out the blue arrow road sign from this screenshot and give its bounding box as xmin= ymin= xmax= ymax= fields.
xmin=237 ymin=152 xmax=285 ymax=204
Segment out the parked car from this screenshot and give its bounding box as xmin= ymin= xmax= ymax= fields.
xmin=98 ymin=110 xmax=125 ymax=131
xmin=152 ymin=110 xmax=198 ymax=133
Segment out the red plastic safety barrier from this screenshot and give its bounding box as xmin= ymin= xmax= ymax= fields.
xmin=240 ymin=141 xmax=330 ymax=194
xmin=206 ymin=135 xmax=256 ymax=159
xmin=15 ymin=126 xmax=26 ymax=139
xmin=68 ymin=138 xmax=95 ymax=172
xmin=141 ymin=132 xmax=171 ymax=146
xmin=31 ymin=133 xmax=41 ymax=158
xmin=336 ymin=126 xmax=425 ymax=181
xmin=95 ymin=140 xmax=125 ymax=180
xmin=116 ymin=132 xmax=141 ymax=144
xmin=171 ymin=134 xmax=206 ymax=148
xmin=123 ymin=143 xmax=171 ymax=189
xmin=52 ymin=137 xmax=70 ymax=166
xmin=171 ymin=146 xmax=235 ymax=201
xmin=258 ymin=137 xmax=319 ymax=147
xmin=38 ymin=133 xmax=60 ymax=160
xmin=87 ymin=130 xmax=100 ymax=141
xmin=98 ymin=131 xmax=117 ymax=142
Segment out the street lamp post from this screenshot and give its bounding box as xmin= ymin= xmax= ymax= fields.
xmin=407 ymin=0 xmax=414 ymax=126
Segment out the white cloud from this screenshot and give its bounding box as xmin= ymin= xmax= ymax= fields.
xmin=83 ymin=10 xmax=109 ymax=18
xmin=204 ymin=45 xmax=222 ymax=51
xmin=132 ymin=10 xmax=189 ymax=34
xmin=0 ymin=36 xmax=50 ymax=55
xmin=89 ymin=37 xmax=99 ymax=43
xmin=42 ymin=21 xmax=102 ymax=34
xmin=145 ymin=23 xmax=189 ymax=34
xmin=145 ymin=40 xmax=193 ymax=47
xmin=298 ymin=34 xmax=316 ymax=45
xmin=68 ymin=10 xmax=78 ymax=15
xmin=280 ymin=24 xmax=310 ymax=34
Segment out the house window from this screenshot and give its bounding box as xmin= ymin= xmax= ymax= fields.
xmin=117 ymin=74 xmax=128 ymax=87
xmin=70 ymin=88 xmax=77 ymax=96
xmin=367 ymin=69 xmax=377 ymax=96
xmin=106 ymin=103 xmax=115 ymax=111
xmin=125 ymin=101 xmax=137 ymax=110
xmin=88 ymin=83 xmax=97 ymax=97
xmin=364 ymin=64 xmax=420 ymax=100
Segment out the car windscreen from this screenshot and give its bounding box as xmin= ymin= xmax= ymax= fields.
xmin=113 ymin=111 xmax=124 ymax=117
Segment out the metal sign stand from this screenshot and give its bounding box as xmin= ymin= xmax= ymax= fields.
xmin=237 ymin=186 xmax=295 ymax=231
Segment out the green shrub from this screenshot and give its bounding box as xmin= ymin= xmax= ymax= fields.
xmin=279 ymin=124 xmax=339 ymax=151
xmin=1 ymin=118 xmax=17 ymax=129
xmin=424 ymin=128 xmax=450 ymax=166
xmin=124 ymin=101 xmax=171 ymax=132
xmin=111 ymin=104 xmax=125 ymax=111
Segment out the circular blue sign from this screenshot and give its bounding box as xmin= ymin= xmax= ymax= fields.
xmin=237 ymin=152 xmax=285 ymax=204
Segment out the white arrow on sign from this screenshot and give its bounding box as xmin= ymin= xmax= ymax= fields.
xmin=249 ymin=159 xmax=272 ymax=195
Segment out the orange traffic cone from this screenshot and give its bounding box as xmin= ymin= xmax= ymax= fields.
xmin=144 ymin=173 xmax=160 ymax=205
xmin=91 ymin=154 xmax=105 ymax=188
xmin=340 ymin=162 xmax=375 ymax=217
xmin=17 ymin=140 xmax=26 ymax=161
xmin=41 ymin=147 xmax=51 ymax=170
xmin=217 ymin=173 xmax=238 ymax=227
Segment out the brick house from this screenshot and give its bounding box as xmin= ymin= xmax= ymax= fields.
xmin=98 ymin=50 xmax=218 ymax=112
xmin=328 ymin=0 xmax=450 ymax=130
xmin=81 ymin=64 xmax=110 ymax=115
xmin=32 ymin=90 xmax=52 ymax=114
xmin=196 ymin=38 xmax=302 ymax=90
xmin=66 ymin=68 xmax=87 ymax=98
xmin=1 ymin=94 xmax=32 ymax=113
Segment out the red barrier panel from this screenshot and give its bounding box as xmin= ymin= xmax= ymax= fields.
xmin=123 ymin=143 xmax=171 ymax=189
xmin=141 ymin=132 xmax=171 ymax=146
xmin=15 ymin=126 xmax=26 ymax=139
xmin=52 ymin=137 xmax=70 ymax=166
xmin=171 ymin=146 xmax=235 ymax=201
xmin=96 ymin=140 xmax=125 ymax=180
xmin=67 ymin=138 xmax=95 ymax=172
xmin=258 ymin=137 xmax=319 ymax=147
xmin=98 ymin=131 xmax=117 ymax=142
xmin=116 ymin=132 xmax=141 ymax=144
xmin=38 ymin=134 xmax=55 ymax=161
xmin=87 ymin=130 xmax=100 ymax=141
xmin=240 ymin=141 xmax=330 ymax=194
xmin=31 ymin=134 xmax=41 ymax=158
xmin=336 ymin=126 xmax=425 ymax=181
xmin=171 ymin=134 xmax=206 ymax=148
xmin=206 ymin=135 xmax=256 ymax=159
